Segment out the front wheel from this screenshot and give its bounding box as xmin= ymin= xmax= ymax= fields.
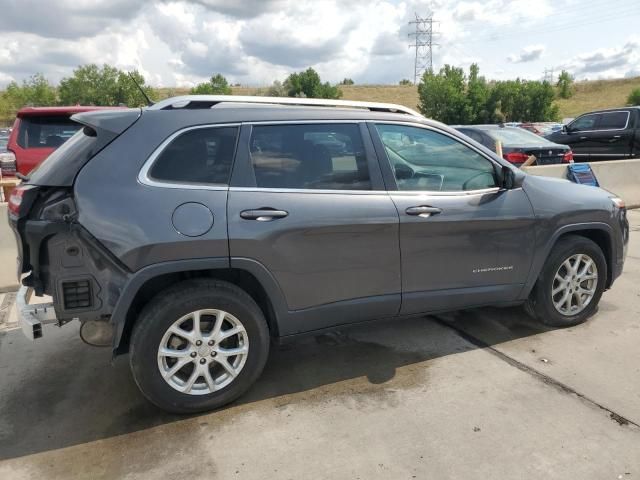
xmin=526 ymin=236 xmax=607 ymax=327
xmin=129 ymin=279 xmax=270 ymax=414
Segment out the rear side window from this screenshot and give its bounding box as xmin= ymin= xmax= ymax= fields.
xmin=18 ymin=115 xmax=82 ymax=148
xmin=598 ymin=111 xmax=629 ymax=130
xmin=149 ymin=127 xmax=238 ymax=185
xmin=249 ymin=124 xmax=370 ymax=190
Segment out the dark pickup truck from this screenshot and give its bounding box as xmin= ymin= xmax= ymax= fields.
xmin=546 ymin=107 xmax=640 ymax=162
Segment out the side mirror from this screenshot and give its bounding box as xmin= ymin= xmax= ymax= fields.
xmin=500 ymin=166 xmax=525 ymax=189
xmin=502 ymin=166 xmax=515 ymax=189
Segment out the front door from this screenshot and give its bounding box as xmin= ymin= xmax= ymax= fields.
xmin=370 ymin=122 xmax=536 ymax=315
xmin=552 ymin=112 xmax=601 ymax=162
xmin=227 ymin=122 xmax=401 ymax=334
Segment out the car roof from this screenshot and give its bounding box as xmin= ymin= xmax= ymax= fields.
xmin=17 ymin=106 xmax=126 ymax=117
xmin=140 ymin=95 xmax=438 ymax=125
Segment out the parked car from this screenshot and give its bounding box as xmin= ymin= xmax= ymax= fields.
xmin=546 ymin=107 xmax=640 ymax=162
xmin=0 ymin=106 xmax=120 ymax=177
xmin=9 ymin=96 xmax=628 ymax=413
xmin=454 ymin=125 xmax=573 ymax=166
xmin=0 ymin=134 xmax=8 ymax=152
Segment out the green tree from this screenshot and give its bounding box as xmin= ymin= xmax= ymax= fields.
xmin=339 ymin=78 xmax=354 ymax=85
xmin=283 ymin=68 xmax=342 ymax=99
xmin=417 ymin=64 xmax=559 ymax=124
xmin=115 ymin=69 xmax=156 ymax=106
xmin=466 ymin=64 xmax=490 ymax=123
xmin=417 ymin=65 xmax=470 ymax=124
xmin=265 ymin=80 xmax=286 ymax=97
xmin=190 ymin=74 xmax=232 ymax=95
xmin=627 ymin=88 xmax=640 ymax=106
xmin=556 ymin=70 xmax=574 ymax=99
xmin=58 ymin=64 xmax=154 ymax=106
xmin=0 ymin=73 xmax=57 ymax=124
xmin=59 ymin=64 xmax=118 ymax=105
xmin=399 ymin=79 xmax=413 ymax=85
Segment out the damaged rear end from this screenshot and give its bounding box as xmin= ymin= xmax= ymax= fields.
xmin=8 ymin=108 xmax=141 ymax=344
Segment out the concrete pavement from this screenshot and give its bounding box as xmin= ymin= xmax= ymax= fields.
xmin=0 ymin=211 xmax=638 ymax=479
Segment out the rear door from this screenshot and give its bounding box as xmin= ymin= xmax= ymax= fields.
xmin=227 ymin=122 xmax=401 ymax=334
xmin=585 ymin=110 xmax=633 ymax=160
xmin=370 ymin=122 xmax=536 ymax=315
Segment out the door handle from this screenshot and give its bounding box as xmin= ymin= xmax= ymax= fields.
xmin=579 ymin=136 xmax=587 ymax=140
xmin=240 ymin=209 xmax=289 ymax=221
xmin=405 ymin=206 xmax=442 ymax=218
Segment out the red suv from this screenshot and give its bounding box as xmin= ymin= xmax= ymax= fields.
xmin=0 ymin=106 xmax=119 ymax=177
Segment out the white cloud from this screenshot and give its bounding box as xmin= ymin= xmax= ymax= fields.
xmin=560 ymin=39 xmax=640 ymax=79
xmin=0 ymin=0 xmax=637 ymax=89
xmin=507 ymin=45 xmax=545 ymax=63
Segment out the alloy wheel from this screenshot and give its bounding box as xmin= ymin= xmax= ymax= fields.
xmin=157 ymin=309 xmax=249 ymax=395
xmin=551 ymin=253 xmax=598 ymax=316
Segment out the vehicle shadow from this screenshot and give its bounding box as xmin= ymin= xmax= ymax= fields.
xmin=0 ymin=305 xmax=552 ymax=461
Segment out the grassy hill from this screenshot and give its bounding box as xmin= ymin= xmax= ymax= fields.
xmin=158 ymin=76 xmax=640 ymax=121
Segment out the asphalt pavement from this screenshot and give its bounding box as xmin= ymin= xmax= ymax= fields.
xmin=0 ymin=210 xmax=639 ymax=479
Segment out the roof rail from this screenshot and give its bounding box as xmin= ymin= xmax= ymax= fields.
xmin=148 ymin=95 xmax=423 ymax=118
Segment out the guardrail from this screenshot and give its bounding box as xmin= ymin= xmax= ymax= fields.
xmin=524 ymin=159 xmax=640 ymax=208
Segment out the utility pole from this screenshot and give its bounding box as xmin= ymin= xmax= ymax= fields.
xmin=543 ymin=67 xmax=555 ymax=84
xmin=409 ymin=13 xmax=439 ymax=84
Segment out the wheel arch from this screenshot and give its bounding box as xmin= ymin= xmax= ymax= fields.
xmin=112 ymin=258 xmax=288 ymax=355
xmin=521 ymin=222 xmax=614 ymax=299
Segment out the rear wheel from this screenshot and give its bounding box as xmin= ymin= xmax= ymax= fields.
xmin=130 ymin=279 xmax=270 ymax=414
xmin=525 ymin=236 xmax=606 ymax=327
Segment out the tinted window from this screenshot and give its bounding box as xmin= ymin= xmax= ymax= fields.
xmin=598 ymin=111 xmax=629 ymax=130
xmin=18 ymin=115 xmax=82 ymax=149
xmin=376 ymin=124 xmax=497 ymax=192
xmin=249 ymin=124 xmax=370 ymax=190
xmin=149 ymin=127 xmax=237 ymax=185
xmin=570 ymin=114 xmax=598 ymax=131
xmin=487 ymin=127 xmax=553 ymax=146
xmin=458 ymin=129 xmax=485 ymax=144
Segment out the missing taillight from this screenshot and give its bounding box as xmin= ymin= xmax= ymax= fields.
xmin=563 ymin=151 xmax=574 ymax=163
xmin=8 ymin=187 xmax=25 ymax=217
xmin=7 ymin=184 xmax=38 ymax=218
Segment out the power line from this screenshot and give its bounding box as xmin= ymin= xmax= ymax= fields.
xmin=408 ymin=13 xmax=439 ymax=84
xmin=457 ymin=5 xmax=640 ymax=46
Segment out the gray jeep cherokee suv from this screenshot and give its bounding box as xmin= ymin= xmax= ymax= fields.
xmin=9 ymin=96 xmax=629 ymax=413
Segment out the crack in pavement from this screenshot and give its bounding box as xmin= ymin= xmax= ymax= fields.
xmin=434 ymin=316 xmax=640 ymax=430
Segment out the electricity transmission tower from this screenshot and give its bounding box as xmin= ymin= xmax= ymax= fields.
xmin=543 ymin=67 xmax=555 ymax=84
xmin=408 ymin=13 xmax=439 ymax=84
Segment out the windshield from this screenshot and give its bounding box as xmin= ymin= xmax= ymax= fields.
xmin=17 ymin=115 xmax=83 ymax=149
xmin=484 ymin=127 xmax=553 ymax=146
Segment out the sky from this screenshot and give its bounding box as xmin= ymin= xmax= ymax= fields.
xmin=0 ymin=0 xmax=639 ymax=88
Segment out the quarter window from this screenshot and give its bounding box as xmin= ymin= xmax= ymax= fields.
xmin=149 ymin=127 xmax=238 ymax=185
xmin=375 ymin=124 xmax=498 ymax=192
xmin=249 ymin=124 xmax=370 ymax=190
xmin=598 ymin=111 xmax=629 ymax=130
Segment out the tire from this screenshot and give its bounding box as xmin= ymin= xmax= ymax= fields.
xmin=525 ymin=235 xmax=607 ymax=328
xmin=129 ymin=279 xmax=270 ymax=414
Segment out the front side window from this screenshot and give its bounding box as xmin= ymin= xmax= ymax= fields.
xmin=570 ymin=114 xmax=598 ymax=131
xmin=598 ymin=111 xmax=629 ymax=130
xmin=375 ymin=124 xmax=498 ymax=192
xmin=249 ymin=124 xmax=370 ymax=190
xmin=149 ymin=126 xmax=238 ymax=185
